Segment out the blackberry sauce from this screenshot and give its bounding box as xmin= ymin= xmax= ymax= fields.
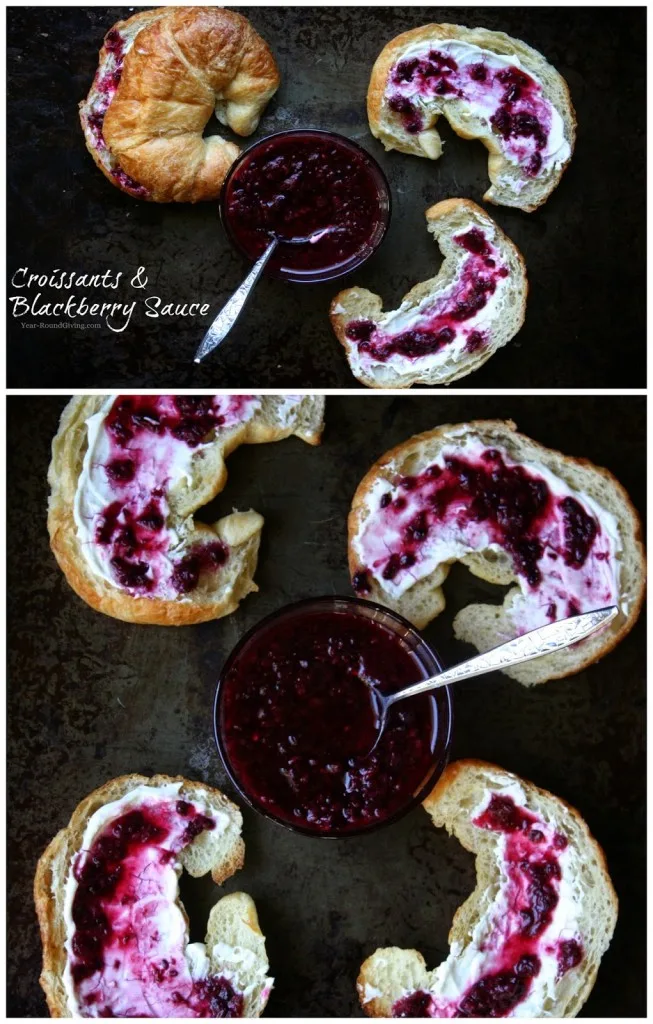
xmin=89 ymin=396 xmax=258 ymax=594
xmin=219 ymin=606 xmax=446 ymax=834
xmin=352 ymin=449 xmax=600 ymax=594
xmin=222 ymin=131 xmax=389 ymax=279
xmin=345 ymin=228 xmax=508 ymax=362
xmin=387 ymin=48 xmax=554 ymax=178
xmin=391 ymin=794 xmax=581 ymax=1017
xmin=68 ymin=799 xmax=245 ymax=1017
xmin=86 ymin=30 xmax=150 ymax=198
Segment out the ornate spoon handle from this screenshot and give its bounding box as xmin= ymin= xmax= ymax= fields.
xmin=388 ymin=606 xmax=618 ymax=705
xmin=194 ymin=239 xmax=278 ymax=364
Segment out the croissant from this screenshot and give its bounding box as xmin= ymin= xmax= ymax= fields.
xmin=79 ymin=6 xmax=280 ymax=202
xmin=359 ymin=760 xmax=618 ymax=1018
xmin=47 ymin=395 xmax=325 ymax=625
xmin=330 ymin=199 xmax=528 ymax=388
xmin=34 ymin=774 xmax=273 ymax=1017
xmin=366 ymin=24 xmax=576 ymax=212
xmin=347 ymin=420 xmax=645 ymax=684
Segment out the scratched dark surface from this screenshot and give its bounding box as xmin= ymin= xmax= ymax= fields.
xmin=7 ymin=395 xmax=646 ymax=1016
xmin=6 ymin=6 xmax=646 ymax=389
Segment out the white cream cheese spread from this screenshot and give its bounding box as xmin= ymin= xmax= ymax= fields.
xmin=346 ymin=223 xmax=512 ymax=375
xmin=352 ymin=433 xmax=622 ymax=635
xmin=73 ymin=395 xmax=264 ymax=599
xmin=80 ymin=20 xmax=156 ymax=194
xmin=61 ymin=782 xmax=247 ymax=1017
xmin=387 ymin=775 xmax=585 ymax=1017
xmin=385 ymin=39 xmax=571 ymax=181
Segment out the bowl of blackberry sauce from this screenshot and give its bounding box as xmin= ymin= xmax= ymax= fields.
xmin=220 ymin=130 xmax=391 ymax=283
xmin=215 ymin=597 xmax=453 ymax=837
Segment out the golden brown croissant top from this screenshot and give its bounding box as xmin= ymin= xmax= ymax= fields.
xmin=80 ymin=6 xmax=280 ymax=202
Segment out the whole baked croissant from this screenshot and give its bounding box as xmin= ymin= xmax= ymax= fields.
xmin=79 ymin=6 xmax=280 ymax=202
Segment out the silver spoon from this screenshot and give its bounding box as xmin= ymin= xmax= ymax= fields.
xmin=194 ymin=227 xmax=340 ymax=364
xmin=365 ymin=605 xmax=618 ymax=756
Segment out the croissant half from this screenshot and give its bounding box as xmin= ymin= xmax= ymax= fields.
xmin=79 ymin=6 xmax=280 ymax=202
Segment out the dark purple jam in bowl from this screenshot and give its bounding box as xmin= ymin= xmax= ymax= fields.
xmin=220 ymin=130 xmax=391 ymax=283
xmin=215 ymin=597 xmax=452 ymax=837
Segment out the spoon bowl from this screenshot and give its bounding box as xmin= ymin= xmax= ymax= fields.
xmin=276 ymin=226 xmax=343 ymax=245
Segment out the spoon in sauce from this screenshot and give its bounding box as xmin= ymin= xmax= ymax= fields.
xmin=194 ymin=227 xmax=340 ymax=364
xmin=365 ymin=606 xmax=618 ymax=756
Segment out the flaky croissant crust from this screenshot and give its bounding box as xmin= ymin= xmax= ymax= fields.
xmin=80 ymin=6 xmax=280 ymax=202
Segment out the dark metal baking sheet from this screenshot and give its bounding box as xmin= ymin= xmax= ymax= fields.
xmin=7 ymin=395 xmax=646 ymax=1017
xmin=6 ymin=7 xmax=646 ymax=389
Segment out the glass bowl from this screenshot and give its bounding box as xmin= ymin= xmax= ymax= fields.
xmin=220 ymin=129 xmax=391 ymax=283
xmin=214 ymin=596 xmax=453 ymax=838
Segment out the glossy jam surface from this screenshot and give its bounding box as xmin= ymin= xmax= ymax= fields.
xmin=386 ymin=43 xmax=566 ymax=178
xmin=393 ymin=991 xmax=435 ymax=1017
xmin=83 ymin=29 xmax=150 ymax=198
xmin=78 ymin=395 xmax=260 ymax=598
xmin=474 ymin=795 xmax=567 ymax=941
xmin=557 ymin=938 xmax=583 ymax=978
xmin=391 ymin=793 xmax=583 ymax=1018
xmin=84 ymin=30 xmax=125 ymax=152
xmin=105 ymin=394 xmax=253 ymax=450
xmin=352 ymin=443 xmax=618 ymax=634
xmin=222 ymin=132 xmax=389 ymax=280
xmin=68 ymin=796 xmax=246 ymax=1017
xmin=454 ymin=956 xmax=541 ymax=1018
xmin=219 ymin=607 xmax=446 ymax=834
xmin=345 ymin=227 xmax=508 ymax=364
